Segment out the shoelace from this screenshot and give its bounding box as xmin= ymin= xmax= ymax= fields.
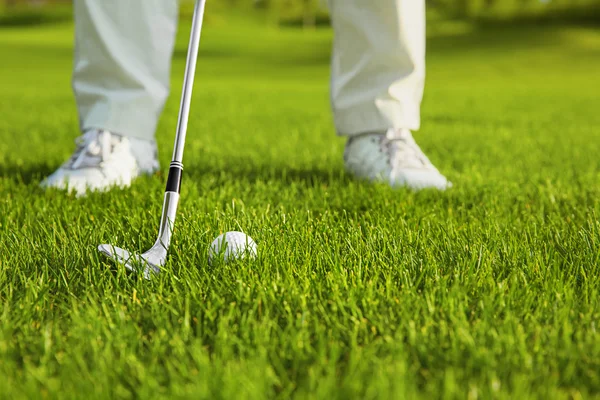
xmin=68 ymin=130 xmax=115 ymax=169
xmin=380 ymin=130 xmax=434 ymax=170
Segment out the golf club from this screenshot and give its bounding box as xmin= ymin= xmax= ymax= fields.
xmin=98 ymin=0 xmax=207 ymax=279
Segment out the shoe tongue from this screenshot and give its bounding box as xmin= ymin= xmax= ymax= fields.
xmin=386 ymin=128 xmax=412 ymax=141
xmin=70 ymin=130 xmax=113 ymax=169
xmin=386 ymin=129 xmax=435 ymax=169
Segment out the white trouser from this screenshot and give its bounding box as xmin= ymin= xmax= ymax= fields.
xmin=73 ymin=0 xmax=425 ymax=141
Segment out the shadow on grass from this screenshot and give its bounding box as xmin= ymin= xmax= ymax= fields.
xmin=427 ymin=22 xmax=598 ymax=57
xmin=172 ymin=20 xmax=599 ymax=69
xmin=0 ymin=8 xmax=72 ymax=28
xmin=473 ymin=4 xmax=600 ymax=28
xmin=184 ymin=160 xmax=464 ymax=220
xmin=188 ymin=162 xmax=352 ymax=189
xmin=0 ymin=163 xmax=53 ymax=184
xmin=173 ymin=41 xmax=333 ymax=67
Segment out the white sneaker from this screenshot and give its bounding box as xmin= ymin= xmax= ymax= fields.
xmin=344 ymin=128 xmax=451 ymax=190
xmin=41 ymin=129 xmax=159 ymax=196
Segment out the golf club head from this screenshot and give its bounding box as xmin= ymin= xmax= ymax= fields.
xmin=98 ymin=243 xmax=165 ymax=280
xmin=98 ymin=192 xmax=179 ymax=280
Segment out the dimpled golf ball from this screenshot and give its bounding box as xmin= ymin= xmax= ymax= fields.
xmin=208 ymin=231 xmax=257 ymax=265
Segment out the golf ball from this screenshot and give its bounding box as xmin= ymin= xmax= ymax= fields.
xmin=208 ymin=231 xmax=257 ymax=265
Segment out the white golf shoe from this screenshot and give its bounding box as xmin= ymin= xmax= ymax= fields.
xmin=344 ymin=128 xmax=451 ymax=190
xmin=42 ymin=129 xmax=159 ymax=196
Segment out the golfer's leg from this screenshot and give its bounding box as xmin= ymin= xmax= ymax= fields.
xmin=330 ymin=0 xmax=449 ymax=190
xmin=41 ymin=0 xmax=178 ymax=195
xmin=329 ymin=0 xmax=425 ymax=136
xmin=73 ymin=0 xmax=179 ymax=141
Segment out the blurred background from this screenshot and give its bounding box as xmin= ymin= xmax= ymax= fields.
xmin=1 ymin=0 xmax=599 ymax=28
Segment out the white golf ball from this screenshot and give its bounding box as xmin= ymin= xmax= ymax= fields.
xmin=208 ymin=231 xmax=257 ymax=265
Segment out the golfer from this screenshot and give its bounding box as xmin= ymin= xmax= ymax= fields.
xmin=42 ymin=0 xmax=449 ymax=195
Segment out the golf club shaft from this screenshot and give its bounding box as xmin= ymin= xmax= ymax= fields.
xmin=165 ymin=0 xmax=206 ymax=193
xmin=158 ymin=0 xmax=207 ymax=248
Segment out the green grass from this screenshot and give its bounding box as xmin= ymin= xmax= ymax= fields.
xmin=1 ymin=13 xmax=600 ymax=399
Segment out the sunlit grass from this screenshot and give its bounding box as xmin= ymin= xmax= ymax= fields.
xmin=0 ymin=15 xmax=599 ymax=399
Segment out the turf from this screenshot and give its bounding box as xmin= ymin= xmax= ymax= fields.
xmin=1 ymin=12 xmax=600 ymax=400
